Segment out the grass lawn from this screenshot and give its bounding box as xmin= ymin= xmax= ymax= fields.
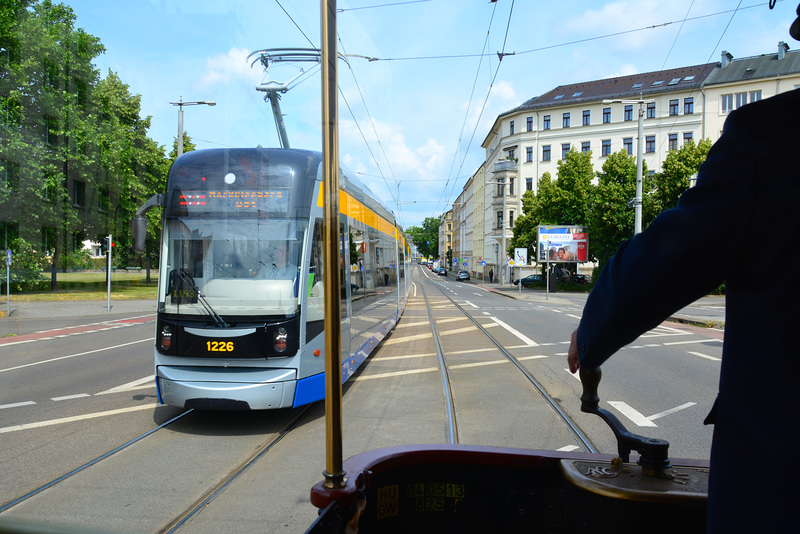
xmin=2 ymin=271 xmax=159 ymax=302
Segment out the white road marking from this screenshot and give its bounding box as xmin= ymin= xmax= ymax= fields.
xmin=0 ymin=404 xmax=156 ymax=434
xmin=566 ymin=314 xmax=582 ymax=319
xmin=488 ymin=317 xmax=538 ymax=346
xmin=517 ymin=355 xmax=548 ymax=361
xmin=648 ymin=402 xmax=696 ymax=421
xmin=663 ymin=339 xmax=722 ymax=346
xmin=52 ymin=394 xmax=90 ymax=402
xmin=0 ymin=339 xmax=153 ymax=374
xmin=557 ymin=445 xmax=580 ymax=452
xmin=462 ymin=301 xmax=478 ymax=308
xmin=687 ymin=351 xmax=721 ymax=361
xmin=0 ymin=401 xmax=36 ymax=410
xmin=96 ymin=375 xmax=155 ymax=395
xmin=607 ymin=401 xmax=658 ymax=427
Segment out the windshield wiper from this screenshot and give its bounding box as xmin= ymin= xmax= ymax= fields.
xmin=176 ymin=269 xmax=229 ymax=328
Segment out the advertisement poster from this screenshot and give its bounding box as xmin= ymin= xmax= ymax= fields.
xmin=537 ymin=226 xmax=588 ymax=263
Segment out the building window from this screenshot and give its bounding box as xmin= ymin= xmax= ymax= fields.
xmin=509 ymin=177 xmax=514 ymax=196
xmin=581 ymin=141 xmax=590 ymax=154
xmin=668 ymin=133 xmax=678 ymax=150
xmin=669 ymin=99 xmax=679 ymax=116
xmin=561 ymin=143 xmax=571 ymax=160
xmin=526 ymin=116 xmax=533 ymax=131
xmin=526 ymin=177 xmax=532 ymax=191
xmin=71 ymin=181 xmax=85 ymax=207
xmin=562 ymin=113 xmax=570 ymax=128
xmin=603 ymin=107 xmax=611 ymax=123
xmin=509 ymin=211 xmax=514 ymax=229
xmin=736 ymin=92 xmax=747 ymax=109
xmin=526 ymin=146 xmax=533 ymax=162
xmin=601 ymin=139 xmax=611 ymax=157
xmin=683 ymin=132 xmax=693 ymax=144
xmin=624 ymin=105 xmax=633 ymax=121
xmin=497 ymin=211 xmax=503 ymax=230
xmin=645 ymin=135 xmax=656 ymax=153
xmin=582 ymin=110 xmax=590 ymax=126
xmin=542 ymin=145 xmax=551 ymax=161
xmin=98 ymin=188 xmax=110 ymax=212
xmin=749 ymin=90 xmax=762 ymax=103
xmin=509 ymin=120 xmax=515 ymax=135
xmin=623 ymin=138 xmax=633 ymax=155
xmin=508 ymin=149 xmax=515 ymax=160
xmin=496 ymin=179 xmax=504 ymax=197
xmin=684 ymin=97 xmax=694 ymax=114
xmin=543 ymin=115 xmax=551 ymax=130
xmin=647 ymin=102 xmax=656 ymax=119
xmin=721 ymin=94 xmax=734 ymax=113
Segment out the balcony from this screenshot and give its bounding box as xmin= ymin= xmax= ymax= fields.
xmin=493 ymin=160 xmax=517 ymax=172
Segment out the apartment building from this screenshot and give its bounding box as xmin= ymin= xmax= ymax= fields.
xmin=445 ymin=42 xmax=800 ymax=276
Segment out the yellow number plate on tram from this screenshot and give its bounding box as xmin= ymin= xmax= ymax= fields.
xmin=206 ymin=341 xmax=235 ymax=352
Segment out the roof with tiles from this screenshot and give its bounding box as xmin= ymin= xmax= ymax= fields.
xmin=506 ymin=63 xmax=717 ymax=116
xmin=704 ymin=43 xmax=800 ymax=85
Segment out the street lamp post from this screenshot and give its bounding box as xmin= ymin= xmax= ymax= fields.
xmin=169 ymin=98 xmax=216 ymax=157
xmin=603 ymin=98 xmax=655 ymax=235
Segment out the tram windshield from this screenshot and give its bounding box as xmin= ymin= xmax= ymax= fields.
xmin=159 ymin=217 xmax=307 ymax=317
xmin=157 ymin=149 xmax=317 ymax=318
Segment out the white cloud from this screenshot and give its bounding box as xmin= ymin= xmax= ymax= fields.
xmin=199 ymin=47 xmax=258 ymax=88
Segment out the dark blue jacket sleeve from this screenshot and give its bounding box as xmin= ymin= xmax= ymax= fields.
xmin=576 ymin=107 xmax=758 ymax=369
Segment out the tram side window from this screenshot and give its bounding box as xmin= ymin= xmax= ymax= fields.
xmin=306 ymin=219 xmax=325 ymax=331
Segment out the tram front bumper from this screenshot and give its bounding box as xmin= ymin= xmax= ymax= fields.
xmin=157 ymin=365 xmax=298 ymax=410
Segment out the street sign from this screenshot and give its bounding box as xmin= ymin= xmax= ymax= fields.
xmin=5 ymin=249 xmax=10 ymax=266
xmin=514 ymin=247 xmax=528 ymax=265
xmin=508 ymin=259 xmax=515 ymax=267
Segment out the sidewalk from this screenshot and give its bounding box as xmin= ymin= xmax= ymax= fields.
xmin=1 ymin=299 xmax=157 ymax=320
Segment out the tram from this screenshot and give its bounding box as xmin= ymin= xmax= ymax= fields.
xmin=132 ymin=147 xmax=409 ymax=410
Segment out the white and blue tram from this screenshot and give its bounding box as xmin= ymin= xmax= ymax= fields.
xmin=135 ymin=147 xmax=409 ymax=410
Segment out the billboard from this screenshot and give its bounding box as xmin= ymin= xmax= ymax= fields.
xmin=537 ymin=225 xmax=588 ymax=263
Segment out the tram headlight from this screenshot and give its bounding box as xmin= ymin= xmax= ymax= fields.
xmin=273 ymin=327 xmax=288 ymax=353
xmin=160 ymin=325 xmax=173 ymax=352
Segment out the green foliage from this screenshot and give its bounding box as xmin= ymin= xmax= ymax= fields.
xmin=406 ymin=217 xmax=439 ymax=259
xmin=0 ymin=1 xmax=169 ymax=287
xmin=0 ymin=238 xmax=48 ymax=292
xmin=589 ymin=150 xmax=649 ymax=269
xmin=648 ymin=138 xmax=712 ymax=217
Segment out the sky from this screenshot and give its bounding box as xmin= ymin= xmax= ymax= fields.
xmin=63 ymin=0 xmax=798 ymax=229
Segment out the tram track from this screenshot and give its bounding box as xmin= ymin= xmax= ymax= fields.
xmin=417 ymin=277 xmax=596 ymax=453
xmin=159 ymin=403 xmax=315 ymax=533
xmin=0 ymin=409 xmax=194 ymax=514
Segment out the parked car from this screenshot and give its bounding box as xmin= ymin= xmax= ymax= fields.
xmin=455 ymin=270 xmax=470 ymax=281
xmin=512 ymin=274 xmax=543 ymax=287
xmin=570 ymin=274 xmax=592 ymax=284
xmin=436 ymin=267 xmax=447 ymax=276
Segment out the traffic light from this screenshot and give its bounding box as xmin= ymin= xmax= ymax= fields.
xmin=100 ymin=237 xmax=108 ymax=254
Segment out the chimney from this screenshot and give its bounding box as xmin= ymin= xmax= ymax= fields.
xmin=721 ymin=51 xmax=733 ymax=67
xmin=779 ymin=41 xmax=789 ymax=59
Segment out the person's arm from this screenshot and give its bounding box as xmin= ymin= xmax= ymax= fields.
xmin=575 ymin=108 xmax=757 ymax=369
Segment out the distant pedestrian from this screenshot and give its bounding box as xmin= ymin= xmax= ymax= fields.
xmin=489 ymin=269 xmax=493 ymax=283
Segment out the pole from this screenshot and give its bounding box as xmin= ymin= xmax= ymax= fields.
xmin=635 ymin=103 xmax=644 ymax=234
xmin=107 ymin=234 xmax=112 ymax=311
xmin=320 ymin=0 xmax=345 ymax=491
xmin=177 ymin=101 xmax=184 ymax=158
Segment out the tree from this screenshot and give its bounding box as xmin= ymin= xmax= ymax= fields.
xmin=511 ymin=148 xmax=595 ymax=261
xmin=589 ymin=150 xmax=649 ymax=270
xmin=406 ymin=216 xmax=439 ymax=259
xmin=648 ymin=138 xmax=712 ymax=219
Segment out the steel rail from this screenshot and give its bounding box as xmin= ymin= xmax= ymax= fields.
xmin=426 ymin=275 xmax=596 ymax=453
xmin=0 ymin=409 xmax=194 ymax=514
xmin=418 ymin=280 xmax=459 ymax=445
xmin=159 ymin=404 xmax=316 ymax=534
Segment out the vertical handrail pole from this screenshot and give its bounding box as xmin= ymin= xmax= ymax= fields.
xmin=320 ymin=0 xmax=345 ymax=490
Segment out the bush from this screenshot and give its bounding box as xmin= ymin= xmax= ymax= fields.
xmin=0 ymin=238 xmax=49 ymax=293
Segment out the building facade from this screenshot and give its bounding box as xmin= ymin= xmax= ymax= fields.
xmin=457 ymin=42 xmax=800 ymax=274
